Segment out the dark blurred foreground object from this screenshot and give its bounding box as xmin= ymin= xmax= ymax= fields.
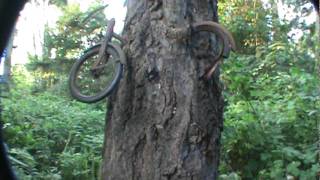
xmin=310 ymin=0 xmax=319 ymax=14
xmin=0 ymin=0 xmax=27 ymax=53
xmin=0 ymin=1 xmax=27 ymax=179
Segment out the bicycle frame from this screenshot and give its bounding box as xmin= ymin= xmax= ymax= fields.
xmin=192 ymin=21 xmax=236 ymax=79
xmin=91 ymin=18 xmax=116 ymax=71
xmin=90 ymin=19 xmax=126 ymax=73
xmin=192 ymin=21 xmax=236 ymax=58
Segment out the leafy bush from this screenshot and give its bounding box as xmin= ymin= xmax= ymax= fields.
xmin=219 ymin=39 xmax=320 ymax=179
xmin=2 ymin=69 xmax=105 ymax=179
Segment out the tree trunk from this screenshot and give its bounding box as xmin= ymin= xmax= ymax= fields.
xmin=102 ymin=0 xmax=223 ymax=179
xmin=4 ymin=29 xmax=14 ymax=81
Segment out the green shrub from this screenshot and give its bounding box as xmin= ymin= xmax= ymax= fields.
xmin=2 ymin=83 xmax=105 ymax=179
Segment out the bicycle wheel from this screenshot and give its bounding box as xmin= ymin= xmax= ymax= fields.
xmin=69 ymin=43 xmax=123 ymax=103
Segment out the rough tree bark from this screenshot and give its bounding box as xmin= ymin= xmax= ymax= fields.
xmin=102 ymin=0 xmax=224 ymax=179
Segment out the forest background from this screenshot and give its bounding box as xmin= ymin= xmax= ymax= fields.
xmin=1 ymin=0 xmax=319 ymax=179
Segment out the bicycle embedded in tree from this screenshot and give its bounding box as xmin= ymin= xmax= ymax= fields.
xmin=68 ymin=18 xmax=126 ymax=103
xmin=192 ymin=21 xmax=236 ymax=79
xmin=68 ymin=19 xmax=235 ymax=103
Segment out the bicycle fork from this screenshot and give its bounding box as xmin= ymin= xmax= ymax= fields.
xmin=91 ymin=18 xmax=116 ymax=77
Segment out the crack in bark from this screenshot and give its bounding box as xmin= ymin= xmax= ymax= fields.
xmin=162 ymin=166 xmax=177 ymax=180
xmin=163 ymin=88 xmax=177 ymax=129
xmin=149 ymin=0 xmax=163 ymax=12
xmin=160 ymin=87 xmax=166 ymax=114
xmin=132 ymin=134 xmax=147 ymax=180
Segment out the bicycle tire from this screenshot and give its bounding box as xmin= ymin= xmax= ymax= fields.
xmin=69 ymin=43 xmax=123 ymax=103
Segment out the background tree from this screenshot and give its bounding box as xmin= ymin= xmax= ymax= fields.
xmin=3 ymin=31 xmax=15 ymax=81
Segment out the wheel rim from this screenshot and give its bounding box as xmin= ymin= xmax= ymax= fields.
xmin=73 ymin=47 xmax=120 ymax=98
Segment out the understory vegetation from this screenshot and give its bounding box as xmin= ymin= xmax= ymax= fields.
xmin=3 ymin=66 xmax=105 ymax=179
xmin=1 ymin=0 xmax=319 ymax=179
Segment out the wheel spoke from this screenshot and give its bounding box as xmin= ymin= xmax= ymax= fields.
xmin=69 ymin=44 xmax=124 ymax=103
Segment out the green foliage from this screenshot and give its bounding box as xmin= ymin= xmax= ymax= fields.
xmin=3 ymin=3 xmax=110 ymax=178
xmin=28 ymin=1 xmax=108 ymax=92
xmin=219 ymin=0 xmax=320 ymax=179
xmin=49 ymin=0 xmax=67 ymax=7
xmin=3 ymin=67 xmax=105 ymax=179
xmin=219 ymin=0 xmax=272 ymax=54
